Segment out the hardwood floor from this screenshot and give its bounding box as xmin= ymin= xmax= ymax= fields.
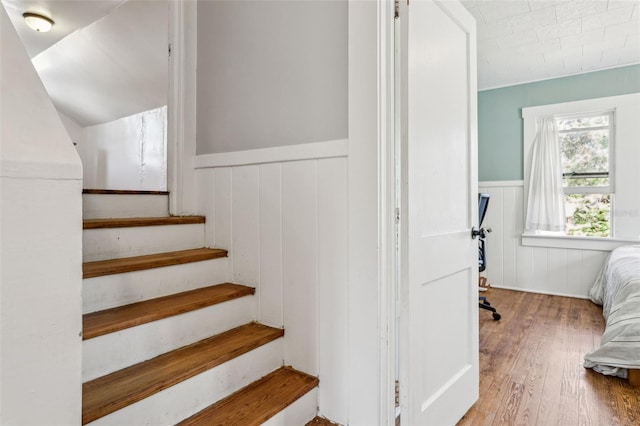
xmin=459 ymin=288 xmax=640 ymax=426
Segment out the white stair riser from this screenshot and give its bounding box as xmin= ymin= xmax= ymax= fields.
xmin=83 ymin=296 xmax=257 ymax=381
xmin=86 ymin=339 xmax=284 ymax=426
xmin=262 ymin=387 xmax=318 ymax=426
xmin=83 ymin=194 xmax=168 ymax=219
xmin=83 ymin=258 xmax=231 ymax=313
xmin=83 ymin=224 xmax=205 ymax=262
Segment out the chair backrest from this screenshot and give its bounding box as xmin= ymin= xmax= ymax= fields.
xmin=478 ymin=193 xmax=490 ymax=272
xmin=478 ymin=193 xmax=490 ymax=227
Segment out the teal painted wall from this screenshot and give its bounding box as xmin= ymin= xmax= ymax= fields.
xmin=478 ymin=64 xmax=640 ymax=181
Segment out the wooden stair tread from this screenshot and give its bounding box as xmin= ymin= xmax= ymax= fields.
xmin=82 ymin=323 xmax=284 ymax=425
xmin=83 ymin=189 xmax=169 ymax=195
xmin=83 ymin=216 xmax=205 ymax=229
xmin=178 ymin=366 xmax=318 ymax=426
xmin=83 ymin=283 xmax=255 ymax=340
xmin=83 ymin=248 xmax=227 ymax=279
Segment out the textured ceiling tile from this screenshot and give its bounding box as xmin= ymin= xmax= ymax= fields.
xmin=607 ymin=0 xmax=639 ymax=11
xmin=528 ymin=0 xmax=564 ymax=11
xmin=536 ymin=19 xmax=582 ymax=39
xmin=514 ymin=38 xmax=562 ymax=54
xmin=618 ymin=48 xmax=640 ymax=63
xmin=563 ymin=58 xmax=585 ymax=74
xmin=506 ymin=6 xmax=558 ymax=31
xmin=581 ymin=2 xmax=635 ymax=31
xmin=477 ymin=22 xmax=514 ymax=40
xmin=464 ymin=5 xmax=487 ymax=25
xmin=555 ymin=1 xmax=608 ymax=23
xmin=560 ymin=28 xmax=605 ymax=48
xmin=467 ymin=0 xmax=640 ymax=89
xmin=477 ymin=0 xmax=531 ymax=22
xmin=478 ymin=38 xmax=501 ymax=56
xmin=541 ymin=59 xmax=566 ymax=75
xmin=602 ymin=40 xmax=640 ymax=64
xmin=545 ymin=45 xmax=584 ymax=62
xmin=582 ymin=35 xmax=627 ymax=55
xmin=496 ymin=28 xmax=539 ymax=48
xmin=626 ymin=34 xmax=640 ymax=50
xmin=604 ymin=19 xmax=640 ymax=39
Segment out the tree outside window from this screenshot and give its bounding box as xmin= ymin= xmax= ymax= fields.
xmin=556 ymin=112 xmax=613 ymax=237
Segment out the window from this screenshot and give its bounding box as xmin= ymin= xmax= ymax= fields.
xmin=522 ymin=94 xmax=640 ymax=250
xmin=556 ymin=112 xmax=613 ymax=237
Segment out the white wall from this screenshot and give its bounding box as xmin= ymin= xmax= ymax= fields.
xmin=31 ymin=0 xmax=169 ymax=127
xmin=81 ymin=106 xmax=167 ymax=191
xmin=195 ymin=0 xmax=348 ymax=154
xmin=58 ymin=110 xmax=85 ymax=148
xmin=0 ymin=5 xmax=82 ymax=424
xmin=479 ymin=181 xmax=613 ymax=298
xmin=194 ymin=141 xmax=348 ymax=425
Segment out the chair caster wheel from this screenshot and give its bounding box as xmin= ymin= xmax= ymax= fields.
xmin=492 ymin=313 xmax=501 ymax=321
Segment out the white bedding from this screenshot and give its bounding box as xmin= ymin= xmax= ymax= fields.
xmin=584 ymin=244 xmax=640 ymax=378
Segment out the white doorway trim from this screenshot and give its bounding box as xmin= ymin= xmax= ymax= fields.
xmin=167 ymin=0 xmax=197 ymax=215
xmin=378 ymin=0 xmax=398 ymax=425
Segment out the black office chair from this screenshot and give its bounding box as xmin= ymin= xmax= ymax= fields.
xmin=478 ymin=193 xmax=500 ymax=321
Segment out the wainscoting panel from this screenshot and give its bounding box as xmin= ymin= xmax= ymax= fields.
xmin=479 ymin=182 xmax=610 ymax=299
xmin=281 ymin=160 xmax=319 ymax=375
xmin=195 ymin=143 xmax=348 ymax=424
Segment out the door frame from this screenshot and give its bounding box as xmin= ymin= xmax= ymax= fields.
xmin=167 ymin=0 xmax=197 ymax=215
xmin=379 ymin=0 xmax=399 ymax=424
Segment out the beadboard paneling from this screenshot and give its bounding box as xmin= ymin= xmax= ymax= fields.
xmin=479 ymin=182 xmax=610 ymax=298
xmin=195 ymin=150 xmax=348 ymax=423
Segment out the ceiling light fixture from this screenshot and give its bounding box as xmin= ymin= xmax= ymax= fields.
xmin=23 ymin=12 xmax=54 ymax=33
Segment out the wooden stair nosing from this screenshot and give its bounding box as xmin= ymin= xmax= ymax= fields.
xmin=82 ymin=322 xmax=284 ymax=425
xmin=83 ymin=283 xmax=255 ymax=340
xmin=83 ymin=189 xmax=169 ymax=195
xmin=82 ymin=248 xmax=227 ymax=279
xmin=177 ymin=366 xmax=319 ymax=426
xmin=83 ymin=216 xmax=205 ymax=229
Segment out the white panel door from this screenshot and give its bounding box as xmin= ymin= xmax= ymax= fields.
xmin=398 ymin=1 xmax=479 ymax=424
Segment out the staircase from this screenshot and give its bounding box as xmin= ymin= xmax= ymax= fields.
xmin=81 ymin=190 xmax=319 ymax=425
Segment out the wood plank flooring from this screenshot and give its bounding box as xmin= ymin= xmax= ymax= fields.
xmin=458 ymin=288 xmax=640 ymax=426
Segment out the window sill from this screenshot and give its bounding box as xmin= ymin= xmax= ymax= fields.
xmin=521 ymin=233 xmax=640 ymax=251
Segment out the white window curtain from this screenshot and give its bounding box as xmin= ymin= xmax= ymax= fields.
xmin=525 ymin=116 xmax=566 ymax=232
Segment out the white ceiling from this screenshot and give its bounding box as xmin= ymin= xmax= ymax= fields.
xmin=2 ymin=0 xmax=167 ymax=127
xmin=1 ymin=0 xmax=126 ymax=58
xmin=462 ymin=0 xmax=640 ymax=90
xmin=2 ymin=0 xmax=638 ymax=124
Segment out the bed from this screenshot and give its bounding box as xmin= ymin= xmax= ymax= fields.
xmin=584 ymin=244 xmax=640 ymax=384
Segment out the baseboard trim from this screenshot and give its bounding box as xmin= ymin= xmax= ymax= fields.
xmin=195 ymin=139 xmax=348 ymax=169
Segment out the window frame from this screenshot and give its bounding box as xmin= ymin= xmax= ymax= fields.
xmin=555 ymin=110 xmax=615 ymax=237
xmin=521 ymin=94 xmax=640 ymax=251
xmin=555 ymin=110 xmax=615 ymax=195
